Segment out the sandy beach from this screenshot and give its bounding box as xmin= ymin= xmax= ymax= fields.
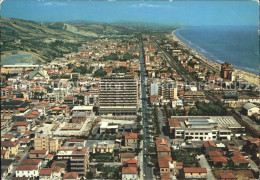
xmin=172 ymin=29 xmax=260 ymax=86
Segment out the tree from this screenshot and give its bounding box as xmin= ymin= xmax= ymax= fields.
xmin=93 ymin=69 xmax=107 ymax=78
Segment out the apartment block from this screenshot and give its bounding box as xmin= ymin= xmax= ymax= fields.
xmin=34 ymin=135 xmax=59 ymax=153
xmin=99 ymin=74 xmax=138 ymax=115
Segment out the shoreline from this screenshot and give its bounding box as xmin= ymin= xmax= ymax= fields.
xmin=172 ymin=29 xmax=260 ymax=86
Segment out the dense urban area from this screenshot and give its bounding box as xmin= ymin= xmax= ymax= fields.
xmin=1 ymin=29 xmax=260 ymax=180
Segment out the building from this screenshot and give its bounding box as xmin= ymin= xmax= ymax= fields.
xmin=1 ymin=141 xmax=20 ymax=156
xmin=183 ymin=167 xmax=207 ymax=179
xmin=122 ymin=166 xmax=138 ymax=180
xmin=203 ymin=141 xmax=217 ymax=155
xmin=221 ymin=62 xmax=234 ymax=80
xmin=219 ymin=173 xmax=236 ymax=180
xmin=39 ymin=168 xmax=53 ymax=180
xmin=15 ymin=159 xmax=42 ymax=178
xmin=71 ymin=112 xmax=87 ymax=123
xmin=1 ymin=100 xmax=29 ymax=119
xmin=1 ymin=150 xmax=10 ymax=159
xmin=99 ymin=74 xmax=138 ymax=115
xmin=121 ymin=153 xmax=135 ymax=163
xmin=183 ymin=91 xmax=206 ymax=102
xmin=64 ymin=172 xmax=80 ymax=180
xmin=242 ymin=103 xmax=259 ymax=116
xmin=72 ymin=106 xmax=93 ymax=116
xmin=29 ymin=150 xmax=48 ymax=159
xmin=169 ymin=116 xmax=244 ymax=141
xmin=125 ymin=133 xmax=138 ymax=148
xmin=34 ymin=135 xmax=59 ymax=153
xmin=12 ymin=121 xmax=31 ymax=134
xmin=92 ymin=142 xmax=115 ymax=153
xmin=150 ymin=83 xmax=159 ymax=95
xmin=56 ymin=147 xmax=89 ymax=177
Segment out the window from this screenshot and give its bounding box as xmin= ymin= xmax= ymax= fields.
xmin=195 ymin=133 xmax=198 ymax=135
xmin=205 ymin=133 xmax=208 ymax=135
xmin=200 ymin=133 xmax=203 ymax=135
xmin=190 ymin=133 xmax=194 ymax=135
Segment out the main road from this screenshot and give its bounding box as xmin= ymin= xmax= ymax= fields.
xmin=139 ymin=36 xmax=153 ymax=180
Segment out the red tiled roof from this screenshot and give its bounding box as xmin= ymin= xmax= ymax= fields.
xmin=1 ymin=141 xmax=19 ymax=147
xmin=125 ymin=133 xmax=138 ymax=139
xmin=18 ymin=138 xmax=30 ymax=143
xmin=122 ymin=166 xmax=138 ymax=174
xmin=126 ymin=158 xmax=138 ymax=164
xmin=184 ymin=167 xmax=207 ymax=173
xmin=16 ymin=165 xmax=37 ymax=171
xmin=219 ymin=173 xmax=235 ymax=179
xmin=231 ymin=153 xmax=249 ymax=164
xmin=29 ymin=150 xmax=48 ymax=154
xmin=21 ymin=159 xmax=42 ymax=165
xmin=121 ymin=153 xmax=135 ymax=159
xmin=211 ymin=156 xmax=228 ymax=163
xmin=155 ymin=138 xmax=168 ymax=146
xmin=168 ymin=118 xmax=186 ymax=128
xmin=39 ymin=168 xmax=52 ymax=176
xmin=227 ymin=146 xmax=240 ymax=151
xmin=156 ymin=145 xmax=171 ymax=152
xmin=158 ymin=157 xmax=172 ymax=168
xmin=248 ymin=138 xmax=260 ymax=146
xmin=52 ymin=107 xmax=61 ymax=111
xmin=1 ymin=134 xmax=15 ymax=139
xmin=46 ymin=154 xmax=53 ymax=159
xmin=64 ymin=172 xmax=78 ymax=179
xmin=203 ymin=141 xmax=217 ymax=148
xmin=208 ymin=151 xmax=222 ymax=157
xmin=13 ymin=121 xmax=30 ymax=126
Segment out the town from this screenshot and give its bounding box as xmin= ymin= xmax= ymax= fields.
xmin=1 ymin=31 xmax=260 ymax=180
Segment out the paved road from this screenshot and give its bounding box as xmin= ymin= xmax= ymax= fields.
xmin=198 ymin=154 xmax=216 ymax=180
xmin=139 ymin=37 xmax=153 ymax=180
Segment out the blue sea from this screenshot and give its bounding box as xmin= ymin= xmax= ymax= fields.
xmin=174 ymin=26 xmax=259 ymax=75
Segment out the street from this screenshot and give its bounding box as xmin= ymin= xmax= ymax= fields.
xmin=139 ymin=36 xmax=153 ymax=180
xmin=198 ymin=154 xmax=216 ymax=180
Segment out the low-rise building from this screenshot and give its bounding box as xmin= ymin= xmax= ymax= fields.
xmin=39 ymin=168 xmax=53 ymax=180
xmin=125 ymin=133 xmax=138 ymax=148
xmin=183 ymin=167 xmax=207 ymax=179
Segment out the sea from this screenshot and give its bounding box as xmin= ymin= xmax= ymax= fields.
xmin=174 ymin=26 xmax=259 ymax=75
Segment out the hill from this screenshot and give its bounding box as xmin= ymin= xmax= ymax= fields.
xmin=1 ymin=18 xmax=136 ymax=63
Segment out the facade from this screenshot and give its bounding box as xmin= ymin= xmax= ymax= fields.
xmin=99 ymin=74 xmax=138 ymax=115
xmin=122 ymin=167 xmax=138 ymax=180
xmin=56 ymin=147 xmax=89 ymax=177
xmin=1 ymin=141 xmax=20 ymax=155
xmin=183 ymin=167 xmax=207 ymax=179
xmin=242 ymin=103 xmax=259 ymax=116
xmin=169 ymin=116 xmax=244 ymax=141
xmin=221 ymin=62 xmax=234 ymax=80
xmin=125 ymin=133 xmax=138 ymax=148
xmin=34 ymin=135 xmax=59 ymax=153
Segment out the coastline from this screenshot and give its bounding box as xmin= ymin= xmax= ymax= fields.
xmin=172 ymin=29 xmax=260 ymax=86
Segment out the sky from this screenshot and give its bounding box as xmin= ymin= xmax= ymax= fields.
xmin=1 ymin=0 xmax=259 ymax=26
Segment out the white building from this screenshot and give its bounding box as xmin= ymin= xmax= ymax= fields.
xmin=242 ymin=103 xmax=260 ymax=116
xmin=169 ymin=116 xmax=245 ymax=141
xmin=151 ymin=83 xmax=159 ymax=95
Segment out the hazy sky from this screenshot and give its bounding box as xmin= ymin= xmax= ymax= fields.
xmin=2 ymin=1 xmax=259 ymax=26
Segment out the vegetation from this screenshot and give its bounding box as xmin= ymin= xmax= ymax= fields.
xmin=95 ymin=164 xmax=122 ymax=179
xmin=122 ymin=52 xmax=138 ymax=60
xmin=112 ymin=66 xmax=128 ymax=74
xmin=93 ymin=68 xmax=107 ymax=78
xmin=189 ymin=101 xmax=228 ymax=116
xmin=172 ymin=149 xmax=199 ymax=167
xmin=100 ymin=53 xmax=119 ymax=61
xmin=89 ymin=152 xmax=113 ymax=162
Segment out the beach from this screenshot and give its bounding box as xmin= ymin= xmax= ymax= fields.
xmin=172 ymin=30 xmax=260 ymax=86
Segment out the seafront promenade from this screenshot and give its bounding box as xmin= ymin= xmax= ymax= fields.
xmin=172 ymin=30 xmax=260 ymax=86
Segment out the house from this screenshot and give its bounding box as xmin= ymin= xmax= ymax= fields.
xmin=242 ymin=103 xmax=259 ymax=116
xmin=16 ymin=158 xmax=43 ymax=178
xmin=122 ymin=166 xmax=138 ymax=180
xmin=183 ymin=167 xmax=207 ymax=179
xmin=247 ymin=138 xmax=260 ymax=160
xmin=1 ymin=140 xmax=20 ymax=156
xmin=92 ymin=142 xmax=114 ymax=153
xmin=121 ymin=153 xmax=135 ymax=163
xmin=51 ymin=161 xmax=67 ymax=178
xmin=12 ymin=121 xmax=31 ymax=134
xmin=39 ymin=168 xmax=53 ymax=180
xmin=1 ymin=150 xmax=10 ymax=159
xmin=203 ymin=141 xmax=217 ymax=155
xmin=208 ymin=151 xmax=228 ymax=166
xmin=64 ymin=172 xmax=79 ymax=180
xmin=125 ymin=133 xmax=138 ymax=148
xmin=219 ymin=173 xmax=236 ymax=180
xmin=124 ymin=158 xmax=138 ymax=167
xmin=158 ymin=157 xmax=173 ymax=175
xmin=157 ymin=145 xmax=171 ymax=158
xmin=230 ymin=151 xmax=249 ymax=167
xmin=29 ymin=149 xmax=48 ymax=159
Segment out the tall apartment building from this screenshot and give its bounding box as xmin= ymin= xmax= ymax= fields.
xmin=99 ymin=74 xmax=138 ymax=115
xmin=34 ymin=135 xmax=59 ymax=153
xmin=221 ymin=62 xmax=234 ymax=81
xmin=161 ymin=82 xmax=177 ymax=100
xmin=56 ymin=147 xmax=89 ymax=177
